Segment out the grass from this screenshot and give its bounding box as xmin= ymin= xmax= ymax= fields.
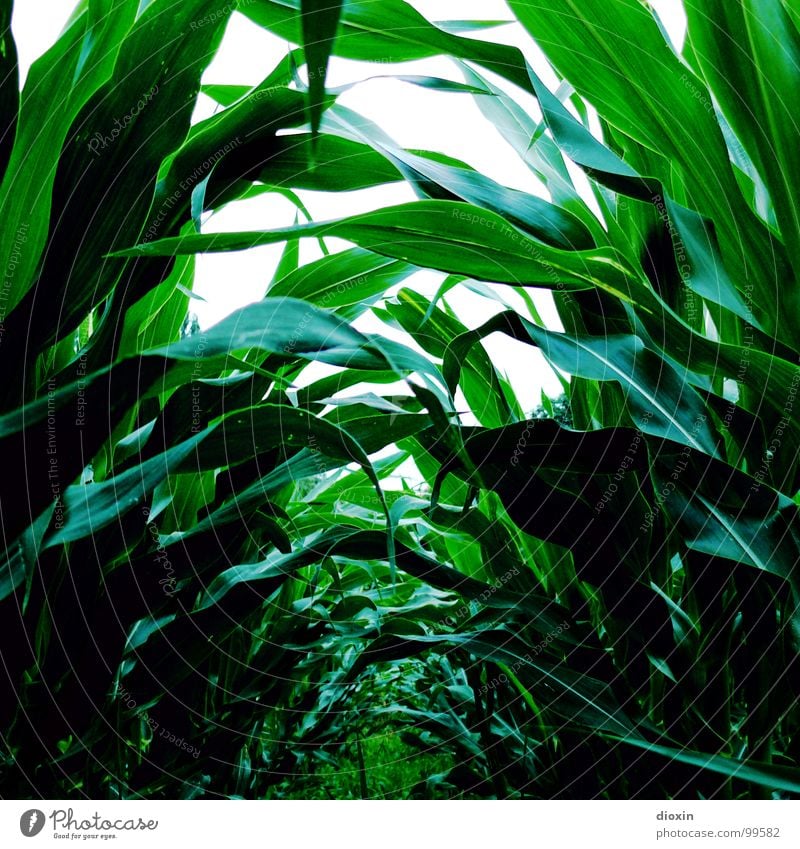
xmin=266 ymin=724 xmax=457 ymax=800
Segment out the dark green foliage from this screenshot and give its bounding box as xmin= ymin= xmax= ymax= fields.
xmin=1 ymin=0 xmax=799 ymax=801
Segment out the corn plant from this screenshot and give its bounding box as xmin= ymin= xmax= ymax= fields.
xmin=1 ymin=0 xmax=800 ymax=800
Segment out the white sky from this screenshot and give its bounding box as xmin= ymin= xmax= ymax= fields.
xmin=13 ymin=0 xmax=686 ymax=417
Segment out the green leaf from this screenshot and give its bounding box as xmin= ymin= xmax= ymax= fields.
xmin=252 ymin=133 xmax=402 ymax=192
xmin=148 ymin=296 xmax=389 ymax=369
xmin=300 ymin=0 xmax=343 ymax=138
xmin=325 ymin=106 xmax=595 ymax=250
xmin=523 ymin=64 xmax=758 ymax=330
xmin=8 ymin=0 xmax=234 ymax=363
xmin=384 ymin=289 xmax=516 ymax=428
xmin=619 ymin=737 xmax=800 ymax=795
xmin=114 ymin=199 xmax=637 ymax=293
xmin=0 ymin=0 xmax=138 ymax=315
xmin=651 ymin=445 xmax=800 ymax=590
xmin=349 ymin=630 xmax=635 ymax=736
xmin=686 ymin=0 xmax=800 ymax=261
xmin=512 ymin=1 xmax=795 ymax=345
xmin=267 ymin=247 xmax=417 ymax=315
xmin=44 ymin=428 xmax=210 ymax=547
xmin=0 ymin=0 xmax=18 ymax=182
xmin=243 ymin=0 xmax=532 ymax=91
xmin=445 ymin=312 xmax=721 ymax=456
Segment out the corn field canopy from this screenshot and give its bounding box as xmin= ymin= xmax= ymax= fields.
xmin=2 ymin=0 xmax=800 ymax=801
